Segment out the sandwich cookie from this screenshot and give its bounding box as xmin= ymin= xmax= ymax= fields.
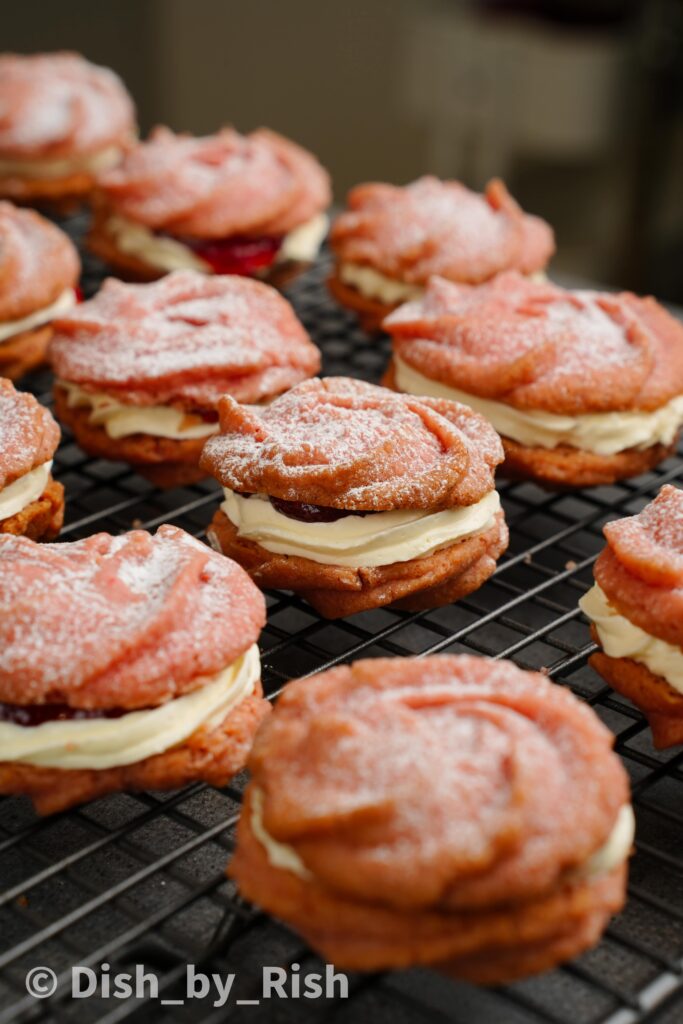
xmin=0 ymin=525 xmax=269 ymax=814
xmin=200 ymin=377 xmax=507 ymax=617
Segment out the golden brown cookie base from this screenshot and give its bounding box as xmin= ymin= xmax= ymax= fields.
xmin=383 ymin=359 xmax=678 ymax=488
xmin=501 ymin=436 xmax=676 ymax=489
xmin=0 ymin=170 xmax=98 ymax=210
xmin=54 ymin=386 xmax=208 ymax=487
xmin=590 ymin=639 xmax=683 ymax=748
xmin=0 ymin=681 xmax=270 ymax=816
xmin=327 ymin=270 xmax=397 ymax=332
xmin=0 ymin=476 xmax=64 ymax=541
xmin=208 ymin=508 xmax=508 ymax=618
xmin=438 ymin=902 xmax=618 ymax=983
xmin=87 ymin=207 xmax=310 ymax=287
xmin=0 ymin=324 xmax=52 ymax=380
xmin=229 ymin=788 xmax=626 ymax=980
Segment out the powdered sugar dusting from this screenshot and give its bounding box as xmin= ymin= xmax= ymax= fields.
xmin=201 ymin=376 xmax=503 ymax=510
xmin=0 ymin=524 xmax=265 ymax=707
xmin=0 ymin=52 xmax=134 ymax=157
xmin=250 ymin=654 xmax=628 ymax=909
xmin=386 ymin=271 xmax=683 ymax=415
xmin=50 ymin=270 xmax=320 ymax=409
xmin=330 ymin=177 xmax=554 ymax=284
xmin=604 ymin=484 xmax=683 ymax=586
xmin=0 ymin=201 xmax=79 ymax=321
xmin=100 ymin=126 xmax=330 ymax=238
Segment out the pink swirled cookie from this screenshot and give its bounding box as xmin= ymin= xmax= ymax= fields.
xmin=581 ymin=485 xmax=683 ymax=747
xmin=88 ymin=126 xmax=331 ymax=283
xmin=384 ymin=271 xmax=683 ymax=488
xmin=50 ymin=269 xmax=321 ymax=488
xmin=230 ymin=654 xmax=631 ymax=982
xmin=200 ymin=377 xmax=507 ymax=617
xmin=0 ymin=524 xmax=269 ymax=814
xmin=0 ymin=377 xmax=63 ymax=541
xmin=0 ymin=201 xmax=80 ymax=379
xmin=328 ymin=177 xmax=554 ymax=330
xmin=0 ymin=52 xmax=135 ymax=204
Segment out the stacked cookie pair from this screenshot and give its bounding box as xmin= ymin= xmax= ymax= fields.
xmin=582 ymin=484 xmax=683 ymax=749
xmin=50 ymin=271 xmax=322 ymax=487
xmin=0 ymin=202 xmax=79 ymax=380
xmin=0 ymin=524 xmax=269 ymax=816
xmin=0 ymin=379 xmax=63 ymax=542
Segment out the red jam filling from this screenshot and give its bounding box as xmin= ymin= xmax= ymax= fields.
xmin=168 ymin=234 xmax=283 ymax=276
xmin=0 ymin=703 xmax=129 ymax=726
xmin=268 ymin=496 xmax=369 ymax=523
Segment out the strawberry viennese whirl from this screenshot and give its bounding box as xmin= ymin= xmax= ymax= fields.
xmin=0 ymin=378 xmax=63 ymax=542
xmin=231 ymin=655 xmax=632 ymax=983
xmin=328 ymin=176 xmax=554 ymax=330
xmin=0 ymin=525 xmax=269 ymax=815
xmin=201 ymin=376 xmax=507 ymax=618
xmin=0 ymin=52 xmax=135 ymax=205
xmin=89 ymin=126 xmax=331 ymax=284
xmin=50 ymin=270 xmax=321 ymax=488
xmin=384 ymin=271 xmax=683 ymax=488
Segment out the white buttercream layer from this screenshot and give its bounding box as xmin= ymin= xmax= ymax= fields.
xmin=0 ymin=288 xmax=76 ymax=345
xmin=394 ymin=356 xmax=683 ymax=456
xmin=58 ymin=381 xmax=219 ymax=441
xmin=0 ymin=461 xmax=52 ymax=522
xmin=1 ymin=643 xmax=260 ymax=770
xmin=573 ymin=804 xmax=635 ymax=880
xmin=580 ymin=583 xmax=683 ymax=693
xmin=221 ymin=488 xmax=500 ymax=568
xmin=277 ymin=213 xmax=329 ymax=263
xmin=0 ymin=144 xmax=123 ymax=181
xmin=251 ymin=787 xmax=312 ymax=877
xmin=338 ymin=262 xmax=424 ymax=304
xmin=337 ymin=264 xmax=548 ymax=305
xmin=105 ymin=212 xmax=328 ymax=274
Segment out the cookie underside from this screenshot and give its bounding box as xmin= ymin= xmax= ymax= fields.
xmin=208 ymin=507 xmax=508 ymax=617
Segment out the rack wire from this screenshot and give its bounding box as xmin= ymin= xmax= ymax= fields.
xmin=2 ymin=214 xmax=683 ymax=1023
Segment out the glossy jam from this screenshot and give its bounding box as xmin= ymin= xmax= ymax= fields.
xmin=269 ymin=496 xmax=369 ymax=523
xmin=172 ymin=234 xmax=282 ymax=276
xmin=0 ymin=703 xmax=129 ymax=726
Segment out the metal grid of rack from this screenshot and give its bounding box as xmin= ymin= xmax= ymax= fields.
xmin=2 ymin=216 xmax=683 ymax=1023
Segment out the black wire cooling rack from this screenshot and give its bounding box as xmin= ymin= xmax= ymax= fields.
xmin=2 ymin=214 xmax=683 ymax=1024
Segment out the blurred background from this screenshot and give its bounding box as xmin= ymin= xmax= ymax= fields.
xmin=4 ymin=0 xmax=683 ymax=300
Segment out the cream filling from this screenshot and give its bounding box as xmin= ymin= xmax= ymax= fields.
xmin=339 ymin=262 xmax=424 ymax=304
xmin=0 ymin=288 xmax=76 ymax=345
xmin=0 ymin=144 xmax=123 ymax=181
xmin=277 ymin=212 xmax=329 ymax=264
xmin=251 ymin=788 xmax=312 ymax=877
xmin=106 ymin=212 xmax=328 ymax=274
xmin=106 ymin=214 xmax=210 ymax=272
xmin=221 ymin=487 xmax=500 ymax=568
xmin=394 ymin=356 xmax=683 ymax=457
xmin=58 ymin=380 xmax=219 ymax=441
xmin=580 ymin=583 xmax=683 ymax=693
xmin=572 ymin=804 xmax=635 ymax=880
xmin=251 ymin=785 xmax=633 ymax=883
xmin=338 ymin=264 xmax=548 ymax=305
xmin=0 ymin=460 xmax=52 ymax=522
xmin=0 ymin=643 xmax=260 ymax=770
